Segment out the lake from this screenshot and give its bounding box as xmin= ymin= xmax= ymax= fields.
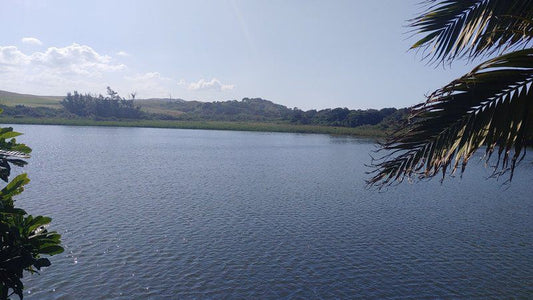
xmin=8 ymin=124 xmax=533 ymax=299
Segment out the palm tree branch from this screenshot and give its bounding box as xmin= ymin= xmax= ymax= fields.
xmin=368 ymin=49 xmax=533 ymax=188
xmin=410 ymin=0 xmax=533 ymax=63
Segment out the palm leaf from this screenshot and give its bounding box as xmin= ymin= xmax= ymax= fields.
xmin=368 ymin=49 xmax=533 ymax=188
xmin=0 ymin=150 xmax=30 ymax=159
xmin=411 ymin=0 xmax=533 ymax=63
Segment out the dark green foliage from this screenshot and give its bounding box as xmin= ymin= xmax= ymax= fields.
xmin=375 ymin=108 xmax=410 ymax=130
xmin=290 ymin=107 xmax=399 ymax=127
xmin=147 ymin=98 xmax=293 ymax=122
xmin=61 ymin=87 xmax=143 ymax=119
xmin=3 ymin=87 xmax=408 ymax=130
xmin=0 ymin=120 xmax=63 ymax=299
xmin=0 ymin=105 xmax=68 ymax=119
xmin=138 ymin=96 xmax=403 ymax=127
xmin=368 ymin=0 xmax=533 ymax=188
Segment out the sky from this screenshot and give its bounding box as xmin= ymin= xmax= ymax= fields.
xmin=0 ymin=0 xmax=475 ymax=110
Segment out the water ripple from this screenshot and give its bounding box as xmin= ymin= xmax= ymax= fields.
xmin=5 ymin=125 xmax=532 ymax=299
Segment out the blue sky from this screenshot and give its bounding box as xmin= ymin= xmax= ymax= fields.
xmin=0 ymin=0 xmax=474 ymax=109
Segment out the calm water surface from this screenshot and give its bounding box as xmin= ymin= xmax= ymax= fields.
xmin=8 ymin=125 xmax=533 ymax=299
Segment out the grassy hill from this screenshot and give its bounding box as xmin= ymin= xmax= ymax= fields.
xmin=0 ymin=90 xmax=63 ymax=108
xmin=0 ymin=90 xmax=199 ymax=118
xmin=135 ymin=98 xmax=188 ymax=117
xmin=0 ymin=89 xmax=407 ymax=137
xmin=0 ymin=90 xmax=185 ymax=115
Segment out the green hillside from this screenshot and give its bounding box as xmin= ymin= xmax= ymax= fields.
xmin=0 ymin=90 xmax=194 ymax=117
xmin=0 ymin=90 xmax=63 ymax=108
xmin=135 ymin=98 xmax=188 ymax=117
xmin=0 ymin=89 xmax=409 ymax=136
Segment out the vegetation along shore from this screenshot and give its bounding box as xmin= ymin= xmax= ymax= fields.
xmin=0 ymin=89 xmax=407 ymax=137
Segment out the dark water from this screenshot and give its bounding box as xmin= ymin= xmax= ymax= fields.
xmin=7 ymin=125 xmax=533 ymax=299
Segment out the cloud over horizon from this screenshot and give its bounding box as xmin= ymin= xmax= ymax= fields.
xmin=0 ymin=43 xmax=125 ymax=76
xmin=124 ymin=72 xmax=176 ymax=97
xmin=0 ymin=41 xmax=237 ymax=100
xmin=0 ymin=43 xmax=126 ymax=95
xmin=188 ymin=78 xmax=234 ymax=92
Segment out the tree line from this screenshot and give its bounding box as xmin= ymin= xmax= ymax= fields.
xmin=61 ymin=87 xmax=142 ymax=119
xmin=2 ymin=89 xmax=409 ymax=129
xmin=289 ymin=107 xmax=407 ymax=128
xmin=141 ymin=97 xmax=408 ymax=128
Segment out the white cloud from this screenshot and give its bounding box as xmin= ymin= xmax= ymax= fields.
xmin=0 ymin=46 xmax=29 ymax=66
xmin=31 ymin=43 xmax=126 ymax=75
xmin=0 ymin=42 xmax=237 ymax=99
xmin=188 ymin=78 xmax=234 ymax=91
xmin=21 ymin=37 xmax=43 ymax=46
xmin=124 ymin=72 xmax=175 ymax=97
xmin=122 ymin=75 xmax=235 ymax=99
xmin=1 ymin=43 xmax=125 ymax=76
xmin=125 ymin=72 xmax=172 ymax=82
xmin=116 ymin=51 xmax=130 ymax=57
xmin=0 ymin=43 xmax=126 ymax=95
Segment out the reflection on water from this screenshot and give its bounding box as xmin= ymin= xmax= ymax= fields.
xmin=7 ymin=124 xmax=533 ymax=299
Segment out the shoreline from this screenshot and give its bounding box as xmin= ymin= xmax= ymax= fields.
xmin=0 ymin=117 xmax=387 ymax=138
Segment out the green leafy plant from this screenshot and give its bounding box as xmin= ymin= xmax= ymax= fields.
xmin=368 ymin=0 xmax=533 ymax=188
xmin=0 ymin=114 xmax=63 ymax=299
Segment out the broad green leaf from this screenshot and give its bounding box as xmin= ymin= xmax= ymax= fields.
xmin=1 ymin=173 xmax=30 ymax=205
xmin=0 ymin=131 xmax=22 ymax=140
xmin=27 ymin=215 xmax=52 ymax=233
xmin=34 ymin=258 xmax=51 ymax=270
xmin=39 ymin=245 xmax=65 ymax=255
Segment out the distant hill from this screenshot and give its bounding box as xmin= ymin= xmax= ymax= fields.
xmin=137 ymin=97 xmax=186 ymax=103
xmin=0 ymin=89 xmax=408 ymax=129
xmin=141 ymin=97 xmax=295 ymax=121
xmin=0 ymin=90 xmax=298 ymax=121
xmin=0 ymin=90 xmax=63 ymax=108
xmin=135 ymin=98 xmax=188 ymax=117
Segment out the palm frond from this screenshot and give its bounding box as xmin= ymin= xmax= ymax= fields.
xmin=0 ymin=150 xmax=30 ymax=159
xmin=411 ymin=0 xmax=533 ymax=63
xmin=368 ymin=49 xmax=533 ymax=188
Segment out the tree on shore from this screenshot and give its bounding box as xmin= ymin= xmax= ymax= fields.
xmin=0 ymin=118 xmax=63 ymax=299
xmin=61 ymin=87 xmax=142 ymax=119
xmin=368 ymin=0 xmax=533 ymax=188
